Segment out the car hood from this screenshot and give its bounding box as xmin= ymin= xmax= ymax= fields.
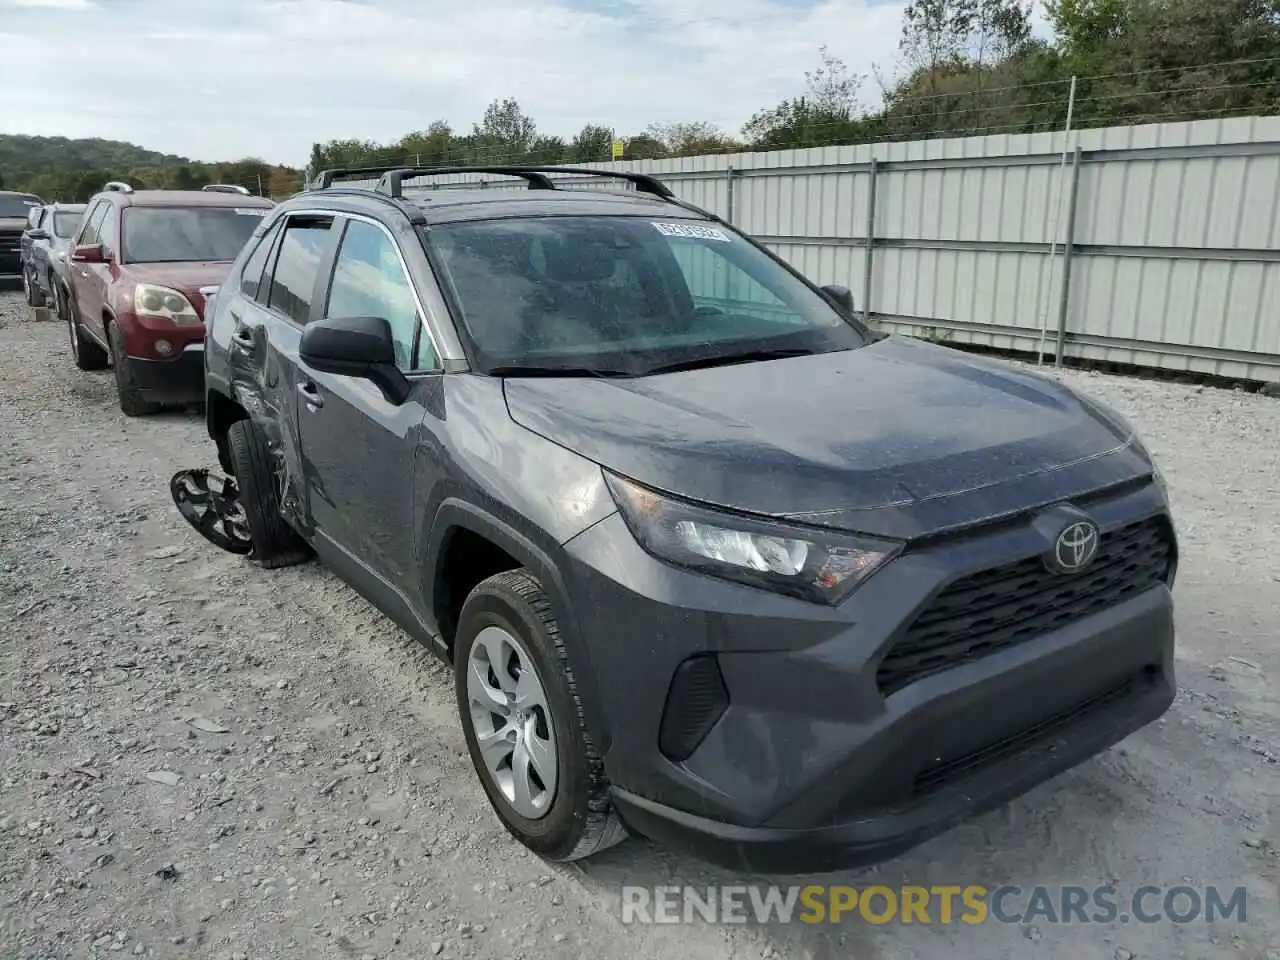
xmin=124 ymin=261 xmax=232 ymax=315
xmin=502 ymin=336 xmax=1153 ymax=540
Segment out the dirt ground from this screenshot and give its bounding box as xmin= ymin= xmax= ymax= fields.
xmin=1 ymin=291 xmax=1277 ymax=960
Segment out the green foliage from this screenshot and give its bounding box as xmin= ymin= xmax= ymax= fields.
xmin=1 ymin=134 xmax=302 ymax=202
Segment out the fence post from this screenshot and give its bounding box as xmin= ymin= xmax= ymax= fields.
xmin=862 ymin=158 xmax=879 ymax=324
xmin=725 ymin=165 xmax=736 ymax=224
xmin=1054 ymin=146 xmax=1083 ymax=368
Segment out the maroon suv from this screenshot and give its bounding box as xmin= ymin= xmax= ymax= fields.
xmin=65 ymin=182 xmax=274 ymax=416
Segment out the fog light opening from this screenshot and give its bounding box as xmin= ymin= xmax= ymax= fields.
xmin=154 ymin=339 xmax=173 ymax=356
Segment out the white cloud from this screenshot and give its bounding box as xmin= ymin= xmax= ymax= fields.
xmin=0 ymin=0 xmax=908 ymax=165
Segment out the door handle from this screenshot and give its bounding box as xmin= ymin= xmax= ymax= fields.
xmin=298 ymin=380 xmax=324 ymax=408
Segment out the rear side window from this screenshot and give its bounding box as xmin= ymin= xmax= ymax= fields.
xmin=240 ymin=220 xmax=283 ymax=301
xmin=267 ymin=217 xmax=335 ymax=324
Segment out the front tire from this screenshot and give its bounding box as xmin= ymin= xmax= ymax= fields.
xmin=225 ymin=419 xmax=312 ymax=569
xmin=68 ymin=302 xmax=108 ymax=371
xmin=455 ymin=570 xmax=626 ymax=862
xmin=106 ymin=323 xmax=160 ymax=417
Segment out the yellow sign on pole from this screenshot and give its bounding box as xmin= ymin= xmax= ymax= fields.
xmin=611 ymin=138 xmax=625 ymax=160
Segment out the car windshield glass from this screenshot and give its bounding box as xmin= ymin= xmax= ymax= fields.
xmin=52 ymin=212 xmax=83 ymax=238
xmin=0 ymin=196 xmax=41 ymax=218
xmin=122 ymin=206 xmax=267 ymax=263
xmin=426 ymin=215 xmax=866 ymax=374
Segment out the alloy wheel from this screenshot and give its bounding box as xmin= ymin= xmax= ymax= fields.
xmin=466 ymin=625 xmax=558 ymax=819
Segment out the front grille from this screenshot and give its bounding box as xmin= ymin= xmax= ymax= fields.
xmin=878 ymin=516 xmax=1173 ymax=695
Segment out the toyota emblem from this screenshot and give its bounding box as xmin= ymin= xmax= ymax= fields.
xmin=1052 ymin=520 xmax=1100 ymax=573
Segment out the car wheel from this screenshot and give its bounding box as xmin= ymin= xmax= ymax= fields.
xmin=224 ymin=419 xmax=312 ymax=569
xmin=106 ymin=323 xmax=161 ymax=417
xmin=68 ymin=302 xmax=109 ymax=371
xmin=455 ymin=570 xmax=627 ymax=862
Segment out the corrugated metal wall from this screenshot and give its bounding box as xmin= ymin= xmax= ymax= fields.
xmin=332 ymin=116 xmax=1280 ymax=381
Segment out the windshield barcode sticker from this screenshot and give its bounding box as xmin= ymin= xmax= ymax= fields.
xmin=234 ymin=208 xmax=268 ymax=216
xmin=651 ymin=222 xmax=731 ymax=242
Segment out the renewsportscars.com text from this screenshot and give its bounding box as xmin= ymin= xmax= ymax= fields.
xmin=620 ymin=884 xmax=1249 ymax=926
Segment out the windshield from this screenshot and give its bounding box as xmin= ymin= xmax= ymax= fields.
xmin=0 ymin=195 xmax=41 ymax=218
xmin=122 ymin=206 xmax=268 ymax=263
xmin=427 ymin=215 xmax=867 ymax=375
xmin=52 ymin=211 xmax=83 ymax=239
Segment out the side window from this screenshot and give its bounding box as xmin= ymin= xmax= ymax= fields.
xmin=266 ymin=216 xmax=335 ymax=325
xmin=326 ymin=219 xmax=437 ymax=371
xmin=98 ymin=207 xmax=119 ymax=257
xmin=240 ymin=220 xmax=283 ymax=302
xmin=668 ymin=238 xmax=801 ymax=326
xmin=78 ymin=202 xmax=107 ymax=246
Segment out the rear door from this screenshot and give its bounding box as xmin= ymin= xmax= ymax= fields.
xmin=233 ymin=212 xmax=339 ymax=531
xmin=295 ymin=214 xmax=441 ymax=599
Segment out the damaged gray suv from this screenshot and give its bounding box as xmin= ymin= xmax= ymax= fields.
xmin=182 ymin=165 xmax=1178 ymax=873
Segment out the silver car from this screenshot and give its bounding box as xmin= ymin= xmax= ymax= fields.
xmin=22 ymin=202 xmax=86 ymax=315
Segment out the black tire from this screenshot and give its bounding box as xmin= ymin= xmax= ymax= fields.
xmin=225 ymin=419 xmax=312 ymax=569
xmin=23 ymin=266 xmax=45 ymax=308
xmin=106 ymin=323 xmax=161 ymax=417
xmin=455 ymin=570 xmax=627 ymax=862
xmin=68 ymin=301 xmax=108 ymax=371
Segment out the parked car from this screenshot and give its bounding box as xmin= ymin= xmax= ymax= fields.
xmin=21 ymin=202 xmax=86 ymax=311
xmin=64 ymin=182 xmax=274 ymax=416
xmin=1 ymin=190 xmax=44 ymax=287
xmin=195 ymin=164 xmax=1177 ymax=873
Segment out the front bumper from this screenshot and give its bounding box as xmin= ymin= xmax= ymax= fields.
xmin=560 ymin=478 xmax=1176 ymax=873
xmin=124 ymin=344 xmax=205 ymax=406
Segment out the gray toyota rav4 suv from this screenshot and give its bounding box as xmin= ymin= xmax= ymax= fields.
xmin=191 ymin=165 xmax=1177 ymax=873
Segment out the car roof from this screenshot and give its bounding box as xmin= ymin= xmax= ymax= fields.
xmin=285 ymin=184 xmax=712 ymax=227
xmin=47 ymin=202 xmax=87 ymax=212
xmin=98 ymin=190 xmax=274 ymax=208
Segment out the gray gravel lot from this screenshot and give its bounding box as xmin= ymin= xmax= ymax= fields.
xmin=1 ymin=291 xmax=1277 ymax=960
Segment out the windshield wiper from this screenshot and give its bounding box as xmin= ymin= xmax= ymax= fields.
xmin=487 ymin=364 xmax=634 ymax=378
xmin=643 ymin=348 xmax=816 ymax=376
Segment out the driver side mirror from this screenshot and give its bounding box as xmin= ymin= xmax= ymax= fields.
xmin=821 ymin=283 xmax=855 ymax=316
xmin=27 ymin=229 xmax=49 ymax=241
xmin=299 ymin=315 xmax=411 ymax=406
xmin=71 ymin=243 xmax=105 ymax=264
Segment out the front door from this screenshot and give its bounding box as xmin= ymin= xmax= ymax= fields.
xmin=295 ymin=215 xmax=442 ymax=597
xmin=70 ymin=201 xmax=108 ymax=337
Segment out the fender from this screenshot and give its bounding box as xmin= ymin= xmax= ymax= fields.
xmin=424 ymin=498 xmax=614 ymax=754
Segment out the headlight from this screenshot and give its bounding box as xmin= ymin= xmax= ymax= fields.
xmin=605 ymin=472 xmax=900 ymax=604
xmin=134 ymin=283 xmax=200 ymax=325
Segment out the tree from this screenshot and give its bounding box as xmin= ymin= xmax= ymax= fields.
xmin=620 ymin=134 xmax=667 ymax=160
xmin=743 ymin=47 xmax=870 ymax=148
xmin=569 ymin=124 xmax=614 ymax=162
xmin=644 ymin=121 xmax=741 ymax=156
xmin=473 ymin=97 xmax=537 ymax=161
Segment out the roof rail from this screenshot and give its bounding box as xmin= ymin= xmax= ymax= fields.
xmin=312 ymin=165 xmax=406 ymax=190
xmin=202 ymin=183 xmax=251 ymax=195
xmin=369 ymin=165 xmax=676 ymax=201
xmin=103 ymin=181 xmax=133 ymax=194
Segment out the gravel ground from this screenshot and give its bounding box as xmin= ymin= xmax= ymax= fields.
xmin=1 ymin=290 xmax=1277 ymax=960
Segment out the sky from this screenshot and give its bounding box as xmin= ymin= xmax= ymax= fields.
xmin=0 ymin=0 xmax=914 ymax=166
